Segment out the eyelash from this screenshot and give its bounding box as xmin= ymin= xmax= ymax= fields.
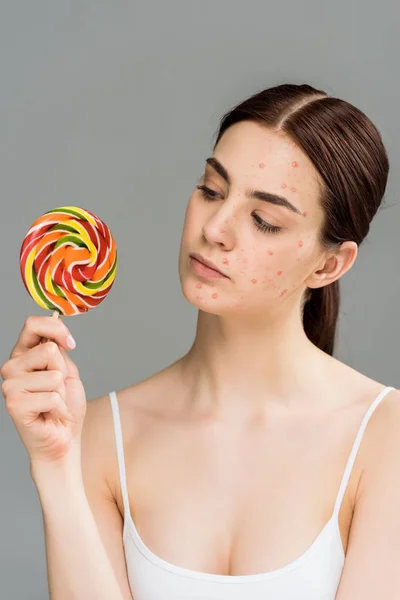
xmin=196 ymin=185 xmax=282 ymax=235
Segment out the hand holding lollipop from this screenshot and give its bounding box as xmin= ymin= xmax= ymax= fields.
xmin=1 ymin=206 xmax=117 ymax=468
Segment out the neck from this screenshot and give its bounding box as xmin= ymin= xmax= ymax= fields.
xmin=179 ymin=307 xmax=334 ymax=419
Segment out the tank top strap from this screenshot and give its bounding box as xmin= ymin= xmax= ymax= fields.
xmin=109 ymin=391 xmax=132 ymax=522
xmin=332 ymin=385 xmax=396 ymax=518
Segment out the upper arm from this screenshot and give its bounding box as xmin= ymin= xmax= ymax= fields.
xmin=81 ymin=395 xmax=134 ymax=600
xmin=335 ymin=389 xmax=400 ymax=599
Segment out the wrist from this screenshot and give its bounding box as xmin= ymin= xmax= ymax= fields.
xmin=30 ymin=446 xmax=82 ymax=488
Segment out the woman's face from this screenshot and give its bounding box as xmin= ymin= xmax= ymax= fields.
xmin=178 ymin=121 xmax=331 ymax=316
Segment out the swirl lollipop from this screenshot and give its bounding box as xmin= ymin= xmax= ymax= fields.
xmin=19 ymin=206 xmax=117 ymax=326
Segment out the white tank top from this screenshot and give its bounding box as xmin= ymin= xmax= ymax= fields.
xmin=109 ymin=385 xmax=395 ymax=600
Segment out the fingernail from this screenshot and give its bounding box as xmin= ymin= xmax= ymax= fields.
xmin=66 ymin=334 xmax=76 ymax=349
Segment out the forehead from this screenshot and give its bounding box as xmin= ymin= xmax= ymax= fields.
xmin=213 ymin=121 xmax=324 ymax=199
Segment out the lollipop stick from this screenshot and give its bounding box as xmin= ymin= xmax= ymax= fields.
xmin=39 ymin=310 xmax=61 ymax=345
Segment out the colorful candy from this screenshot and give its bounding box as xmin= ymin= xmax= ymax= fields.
xmin=19 ymin=206 xmax=117 ymax=316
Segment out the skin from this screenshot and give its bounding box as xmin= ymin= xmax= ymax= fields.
xmin=177 ymin=120 xmax=358 ymax=419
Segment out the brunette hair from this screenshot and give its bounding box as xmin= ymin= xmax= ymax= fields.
xmin=212 ymin=83 xmax=390 ymax=356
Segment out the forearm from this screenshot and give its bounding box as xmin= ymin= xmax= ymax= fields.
xmin=31 ymin=459 xmax=125 ymax=600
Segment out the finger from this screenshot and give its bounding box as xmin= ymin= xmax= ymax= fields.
xmin=59 ymin=346 xmax=80 ymax=380
xmin=10 ymin=315 xmax=76 ymax=359
xmin=8 ymin=390 xmax=71 ymax=423
xmin=4 ymin=370 xmax=67 ymax=398
xmin=2 ymin=341 xmax=68 ymax=381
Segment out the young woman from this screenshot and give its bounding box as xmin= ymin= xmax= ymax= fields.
xmin=2 ymin=83 xmax=399 ymax=600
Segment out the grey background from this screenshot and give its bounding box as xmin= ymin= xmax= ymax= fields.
xmin=0 ymin=1 xmax=399 ymax=598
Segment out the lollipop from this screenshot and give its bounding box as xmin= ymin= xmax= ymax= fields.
xmin=19 ymin=206 xmax=117 ymax=321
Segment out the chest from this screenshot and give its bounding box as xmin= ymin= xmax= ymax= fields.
xmin=113 ymin=412 xmax=356 ymax=576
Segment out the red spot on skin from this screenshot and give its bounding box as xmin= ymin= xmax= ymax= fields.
xmin=212 ymin=293 xmax=218 ymax=299
xmin=298 ymin=240 xmax=304 ymax=248
xmin=280 ymin=289 xmax=288 ymax=297
xmin=220 ymin=229 xmax=226 ymax=234
xmin=267 ymin=250 xmax=274 ymax=255
xmin=242 ymin=258 xmax=248 ymax=264
xmin=277 ymin=271 xmax=283 ymax=276
xmin=251 ymin=278 xmax=258 ymax=284
xmin=302 ymin=211 xmax=308 ymax=217
xmin=259 ymin=162 xmax=265 ymax=168
xmin=290 ymin=186 xmax=296 ymax=192
xmin=292 ymin=161 xmax=298 ymax=168
xmin=222 ymin=258 xmax=229 ymax=265
xmin=196 ymin=283 xmax=202 ymax=288
xmin=296 ymin=258 xmax=300 ymax=262
xmin=281 ymin=183 xmax=287 ymax=189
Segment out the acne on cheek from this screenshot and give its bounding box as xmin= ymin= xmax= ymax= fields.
xmin=262 ymin=276 xmax=288 ymax=297
xmin=261 ymin=277 xmax=279 ymax=291
xmin=295 ymin=239 xmax=304 ymax=260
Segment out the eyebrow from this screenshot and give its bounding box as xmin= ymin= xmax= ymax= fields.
xmin=205 ymin=157 xmax=303 ymax=216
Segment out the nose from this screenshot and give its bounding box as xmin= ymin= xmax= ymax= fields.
xmin=201 ymin=202 xmax=237 ymax=249
xmin=202 ymin=213 xmax=236 ymax=249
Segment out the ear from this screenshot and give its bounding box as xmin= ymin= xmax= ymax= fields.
xmin=306 ymin=240 xmax=358 ymax=290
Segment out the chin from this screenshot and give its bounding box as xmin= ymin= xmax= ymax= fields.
xmin=180 ymin=281 xmax=247 ymax=315
xmin=180 ymin=280 xmax=218 ymax=311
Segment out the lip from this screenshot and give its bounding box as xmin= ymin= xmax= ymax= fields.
xmin=189 ymin=253 xmax=228 ymax=278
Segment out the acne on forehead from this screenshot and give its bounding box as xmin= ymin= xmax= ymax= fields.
xmin=261 ymin=160 xmax=299 ymax=170
xmin=209 ymin=153 xmax=313 ymax=219
xmin=260 ymin=157 xmax=312 ymax=218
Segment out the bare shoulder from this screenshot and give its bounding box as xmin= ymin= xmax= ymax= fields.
xmin=358 ymin=385 xmax=400 ymax=468
xmin=340 ymin=372 xmax=400 ymax=502
xmin=80 ymin=357 xmax=185 ymax=502
xmin=334 ymin=385 xmax=400 ymax=597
